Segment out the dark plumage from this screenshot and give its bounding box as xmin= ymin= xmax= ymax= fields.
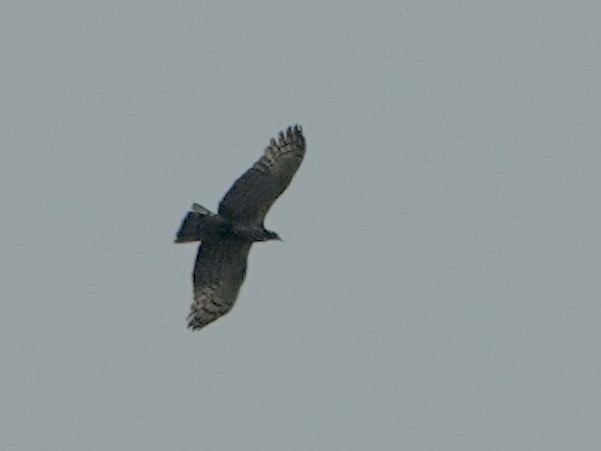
xmin=175 ymin=125 xmax=306 ymax=331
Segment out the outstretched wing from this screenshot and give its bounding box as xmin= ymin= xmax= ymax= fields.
xmin=218 ymin=125 xmax=306 ymax=225
xmin=187 ymin=239 xmax=252 ymax=330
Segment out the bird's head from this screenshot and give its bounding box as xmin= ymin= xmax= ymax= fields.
xmin=264 ymin=230 xmax=282 ymax=241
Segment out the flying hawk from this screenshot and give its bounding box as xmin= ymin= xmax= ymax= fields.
xmin=175 ymin=125 xmax=306 ymax=331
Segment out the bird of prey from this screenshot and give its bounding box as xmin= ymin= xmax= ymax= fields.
xmin=175 ymin=125 xmax=306 ymax=331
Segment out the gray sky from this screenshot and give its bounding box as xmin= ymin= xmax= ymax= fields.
xmin=2 ymin=1 xmax=600 ymax=449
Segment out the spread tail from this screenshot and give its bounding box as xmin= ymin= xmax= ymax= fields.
xmin=175 ymin=203 xmax=215 ymax=243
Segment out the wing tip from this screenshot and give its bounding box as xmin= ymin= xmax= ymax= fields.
xmin=186 ymin=296 xmax=227 ymax=331
xmin=186 ymin=311 xmax=216 ymax=331
xmin=277 ymin=124 xmax=305 ymax=149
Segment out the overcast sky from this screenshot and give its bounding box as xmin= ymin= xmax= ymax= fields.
xmin=2 ymin=1 xmax=600 ymax=450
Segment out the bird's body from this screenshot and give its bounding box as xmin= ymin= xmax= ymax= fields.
xmin=175 ymin=126 xmax=305 ymax=331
